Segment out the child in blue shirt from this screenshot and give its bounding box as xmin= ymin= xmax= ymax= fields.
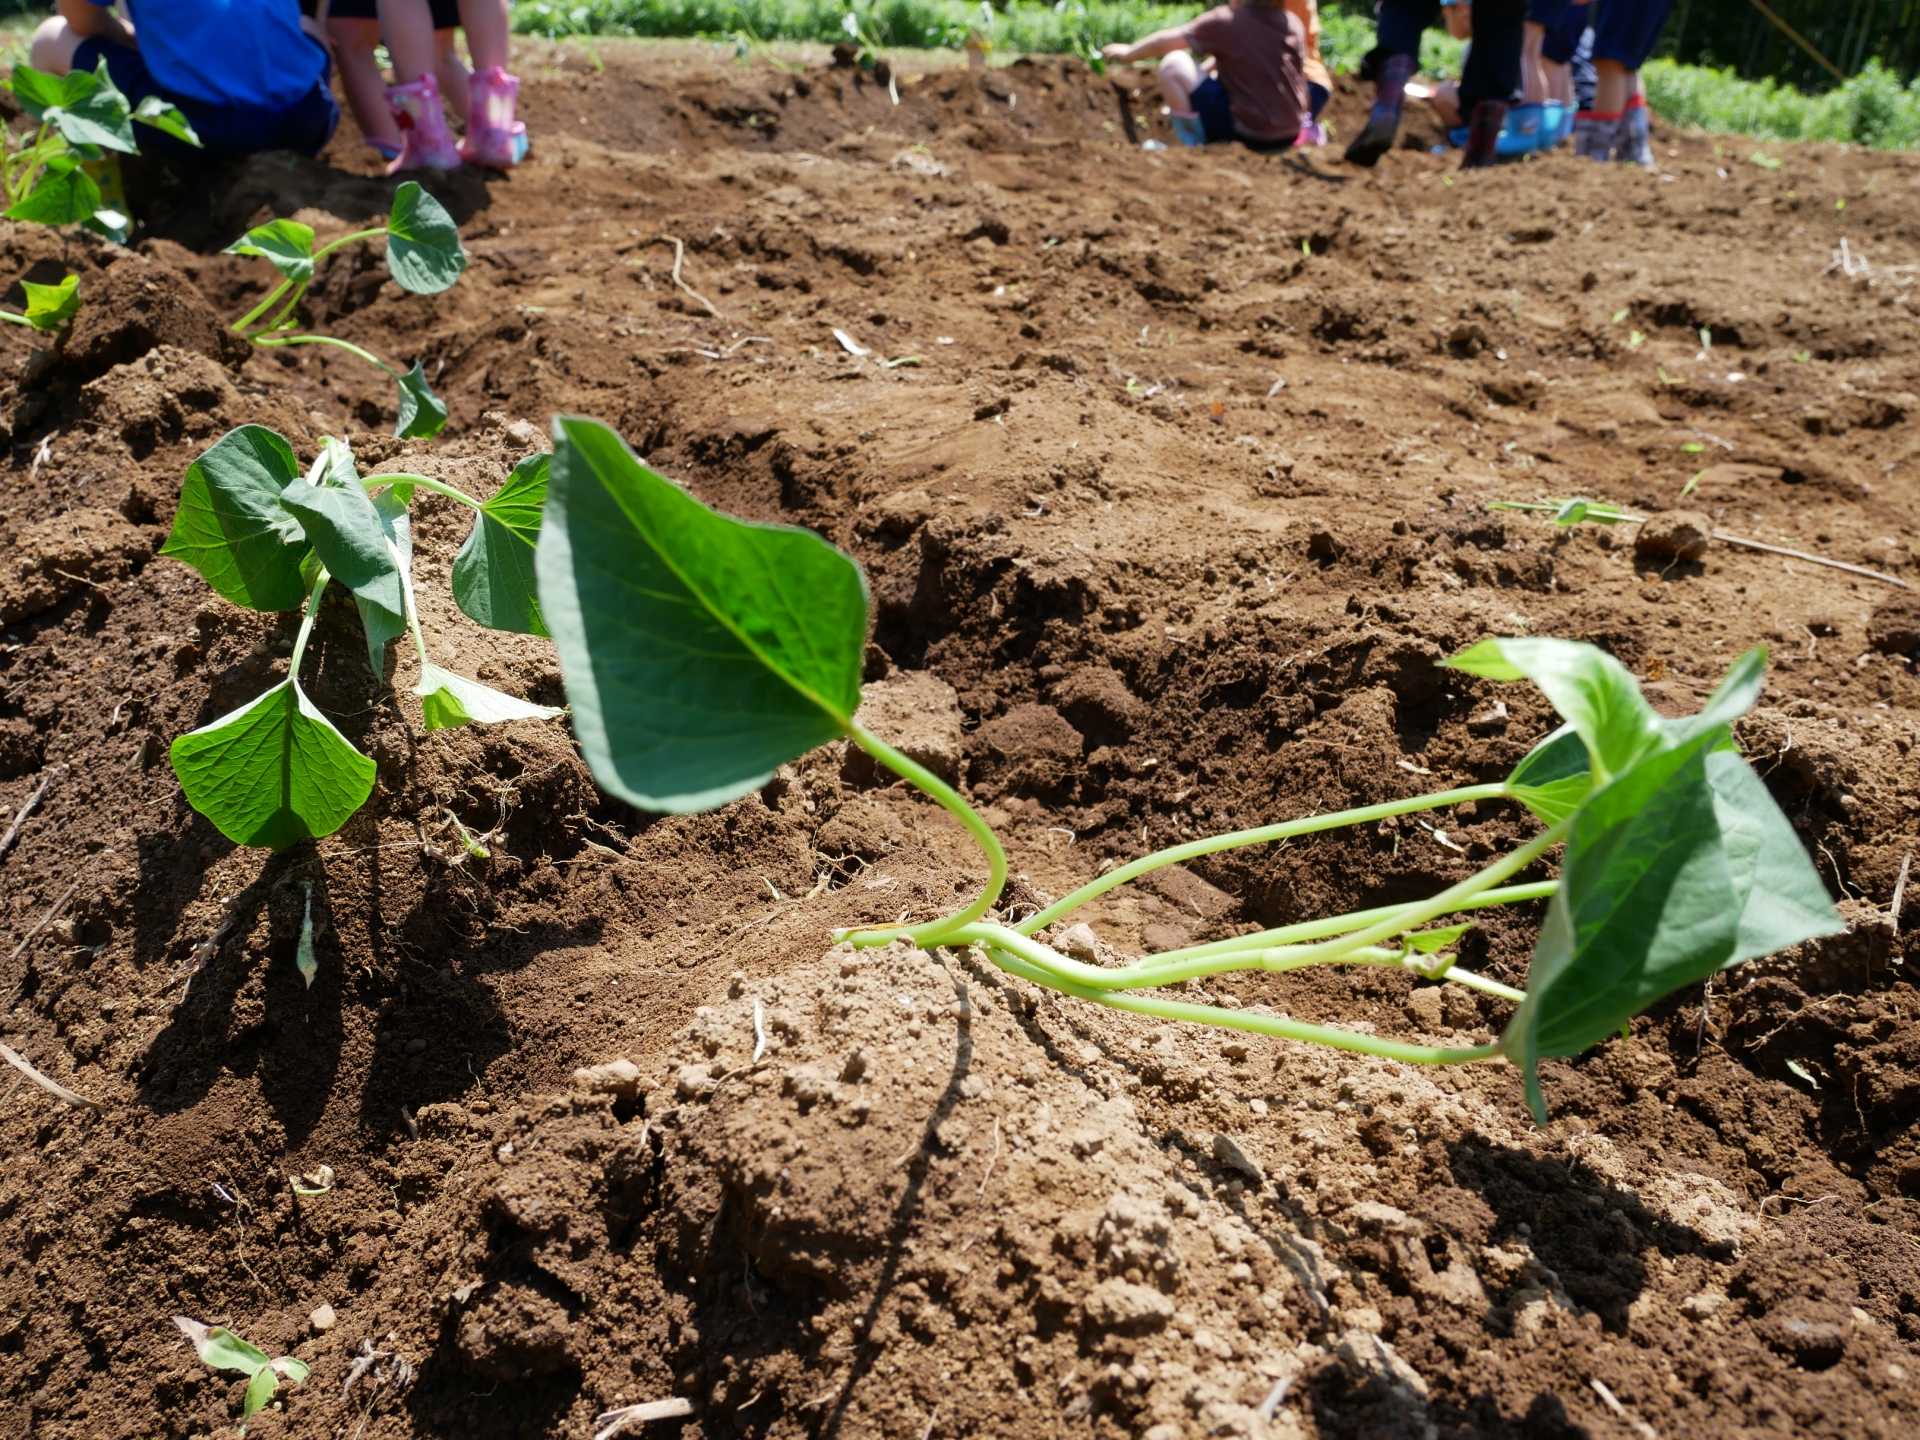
xmin=29 ymin=0 xmax=338 ymax=162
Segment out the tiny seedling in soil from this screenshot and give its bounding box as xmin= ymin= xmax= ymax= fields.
xmin=2 ymin=62 xmax=199 ymax=243
xmin=226 ymin=182 xmax=466 ymax=437
xmin=174 ymin=1317 xmax=309 ymax=1429
xmin=0 ymin=272 xmax=79 ymax=332
xmin=531 ymin=418 xmax=1843 ymax=1119
xmin=162 ymin=428 xmax=561 ymax=848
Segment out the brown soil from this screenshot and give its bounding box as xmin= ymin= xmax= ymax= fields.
xmin=2 ymin=40 xmax=1919 ymax=1440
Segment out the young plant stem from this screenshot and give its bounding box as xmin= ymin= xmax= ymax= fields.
xmin=1015 ymin=783 xmax=1512 ymax=934
xmin=982 ymin=934 xmax=1504 ymax=1066
xmin=0 ymin=311 xmax=36 ymax=328
xmin=1141 ymin=880 xmax=1560 ymax=967
xmin=311 ymin=225 xmax=388 ymax=265
xmin=360 ymin=472 xmax=484 ymax=513
xmin=389 ymin=540 xmax=430 ymax=671
xmin=289 ymin=568 xmax=332 ymax=675
xmin=253 ymin=333 xmax=397 ymax=377
xmin=233 ymin=278 xmax=294 ymax=334
xmin=836 ymin=723 xmax=1008 ymax=950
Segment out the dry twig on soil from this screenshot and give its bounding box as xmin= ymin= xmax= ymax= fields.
xmin=594 ymin=1398 xmax=694 ymax=1439
xmin=653 ymin=235 xmax=723 ymax=321
xmin=1 ymin=1040 xmax=101 ymax=1109
xmin=0 ymin=765 xmax=63 ymax=861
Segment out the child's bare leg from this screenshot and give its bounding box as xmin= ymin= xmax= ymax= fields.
xmin=1594 ymin=58 xmax=1631 ymax=114
xmin=1157 ymin=50 xmax=1201 ymax=115
xmin=1546 ymin=58 xmax=1573 ymax=106
xmin=457 ymin=0 xmax=510 ymax=72
xmin=376 ymin=0 xmax=440 ymax=84
xmin=436 ymin=30 xmax=471 ymax=123
xmin=1522 ymin=22 xmax=1548 ymax=104
xmin=329 ymin=18 xmax=404 ymax=154
xmin=28 ymin=16 xmax=86 ymax=75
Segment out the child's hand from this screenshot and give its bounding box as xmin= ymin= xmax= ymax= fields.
xmin=1101 ymin=42 xmax=1133 ymax=63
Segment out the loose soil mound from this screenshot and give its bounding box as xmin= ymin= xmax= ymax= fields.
xmin=2 ymin=41 xmax=1918 ymax=1440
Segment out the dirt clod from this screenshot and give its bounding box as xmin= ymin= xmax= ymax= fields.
xmin=1635 ymin=509 xmax=1714 ymax=564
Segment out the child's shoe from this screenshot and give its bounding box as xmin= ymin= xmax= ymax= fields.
xmin=462 ymin=66 xmax=528 ymax=169
xmin=1572 ymin=110 xmax=1620 ymax=161
xmin=386 ymin=73 xmax=462 ymax=172
xmin=1344 ymin=53 xmax=1414 ymax=167
xmin=1613 ymin=99 xmax=1654 ymax=168
xmin=1460 ymin=100 xmax=1509 ymax=169
xmin=1169 ymin=111 xmax=1206 ymax=148
xmin=1295 ymin=118 xmax=1326 ymax=148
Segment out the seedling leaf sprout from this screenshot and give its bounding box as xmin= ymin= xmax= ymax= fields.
xmin=0 ymin=272 xmax=79 ymax=332
xmin=227 ymin=182 xmax=467 ymax=437
xmin=534 ymin=419 xmax=1843 ymax=1119
xmin=163 ymin=428 xmax=562 ymax=848
xmin=174 ymin=1317 xmax=308 ymax=1429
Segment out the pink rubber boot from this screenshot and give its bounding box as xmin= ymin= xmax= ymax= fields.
xmin=385 ymin=73 xmax=462 ymax=173
xmin=462 ymin=66 xmax=528 ymax=170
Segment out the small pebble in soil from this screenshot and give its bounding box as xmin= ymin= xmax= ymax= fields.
xmin=310 ymin=1303 xmax=336 ymax=1332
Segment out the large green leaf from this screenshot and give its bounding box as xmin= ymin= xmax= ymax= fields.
xmin=225 ymin=218 xmax=315 ymax=284
xmin=451 ymin=453 xmax=548 ymax=635
xmin=10 ymin=65 xmax=97 ymax=121
xmin=132 ymin=96 xmax=201 ymax=147
xmin=41 ymin=63 xmax=135 ymax=154
xmin=170 ymin=679 xmax=376 ymax=849
xmin=161 ymin=427 xmax=310 ymax=611
xmin=385 ymin=181 xmax=466 ymax=295
xmin=278 ymin=441 xmax=406 ymax=674
xmin=1705 ymin=749 xmax=1843 ymax=963
xmin=18 ymin=273 xmax=79 ymax=332
xmin=1448 ymin=637 xmax=1660 ymax=784
xmin=536 ymin=415 xmax=869 ymax=813
xmin=394 ymin=361 xmax=447 ymax=439
xmin=6 ymin=156 xmax=101 ymax=227
xmin=1503 ymin=724 xmax=1592 ymax=826
xmin=416 ymin=663 xmax=563 ymax=732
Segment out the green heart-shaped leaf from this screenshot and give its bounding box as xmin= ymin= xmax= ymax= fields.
xmin=170 ymin=679 xmax=376 ymax=849
xmin=6 ymin=156 xmax=102 ymax=227
xmin=225 ymin=218 xmax=316 ymax=283
xmin=416 ymin=663 xmax=563 ymax=732
xmin=9 ymin=64 xmax=97 ymax=121
xmin=42 ymin=63 xmax=134 ymax=153
xmin=18 ymin=273 xmax=79 ymax=332
xmin=386 ymin=180 xmax=466 ymax=295
xmin=394 ymin=361 xmax=447 ymax=438
xmin=1448 ymin=637 xmax=1660 ymax=785
xmin=161 ymin=427 xmax=310 ymax=611
xmin=133 ymin=95 xmax=201 ymax=146
xmin=536 ymin=415 xmax=869 ymax=813
xmin=451 ymin=453 xmax=548 ymax=635
xmin=1503 ymin=725 xmax=1592 ymax=825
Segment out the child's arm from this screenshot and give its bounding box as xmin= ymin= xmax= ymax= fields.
xmin=61 ymin=0 xmax=135 ymax=46
xmin=1101 ymin=26 xmax=1196 ymax=65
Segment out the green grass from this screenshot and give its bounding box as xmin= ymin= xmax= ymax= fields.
xmin=510 ymin=0 xmax=1920 ymax=149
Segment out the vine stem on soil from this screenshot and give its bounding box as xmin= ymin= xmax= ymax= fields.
xmin=360 ymin=472 xmax=486 ymax=514
xmin=253 ymin=333 xmax=397 ymax=377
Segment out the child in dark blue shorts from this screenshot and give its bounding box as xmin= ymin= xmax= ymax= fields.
xmin=30 ymin=0 xmax=337 ymax=163
xmin=1575 ymin=0 xmax=1671 ymax=165
xmin=1346 ymin=0 xmax=1528 ymax=170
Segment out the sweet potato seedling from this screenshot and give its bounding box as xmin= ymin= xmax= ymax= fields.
xmin=162 ymin=428 xmax=561 ymax=848
xmin=173 ymin=1317 xmax=309 ymax=1430
xmin=3 ymin=62 xmax=198 ymax=243
xmin=226 ymin=182 xmax=466 ymax=438
xmin=533 ymin=417 xmax=1843 ymax=1118
xmin=0 ymin=272 xmax=79 ymax=332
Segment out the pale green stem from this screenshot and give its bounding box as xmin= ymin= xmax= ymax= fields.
xmin=311 ymin=225 xmax=388 ymax=264
xmin=388 ymin=539 xmax=430 ymax=671
xmin=981 ymin=936 xmax=1504 ymax=1067
xmin=0 ymin=311 xmax=35 ymax=328
xmin=289 ymin=567 xmax=332 ymax=675
xmin=1247 ymin=818 xmax=1571 ymax=970
xmin=233 ymin=276 xmax=293 ymax=334
xmin=359 ymin=472 xmax=484 ymax=513
xmin=835 ymin=724 xmax=1008 ymax=950
xmin=253 ymin=332 xmax=397 ymax=377
xmin=1140 ymin=880 xmax=1560 ymax=967
xmin=1015 ymin=783 xmax=1511 ymax=935
xmin=261 ymin=280 xmax=310 ymax=334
